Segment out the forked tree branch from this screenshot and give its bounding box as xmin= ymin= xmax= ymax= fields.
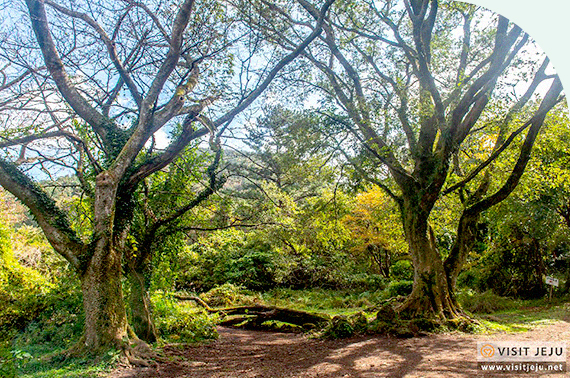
xmin=44 ymin=0 xmax=143 ymax=108
xmin=214 ymin=0 xmax=336 ymax=128
xmin=467 ymin=77 xmax=563 ymax=214
xmin=0 ymin=158 xmax=86 ymax=271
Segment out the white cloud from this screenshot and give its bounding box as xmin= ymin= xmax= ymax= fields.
xmin=153 ymin=129 xmax=170 ymax=149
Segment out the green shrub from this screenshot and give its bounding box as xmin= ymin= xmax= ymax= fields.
xmin=348 ymin=312 xmax=368 ymax=334
xmin=6 ymin=274 xmax=85 ymax=377
xmin=323 ymin=316 xmax=354 ymax=339
xmin=376 ymin=303 xmax=398 ymax=322
xmin=390 ymin=260 xmax=413 ymax=280
xmin=199 ymin=283 xmax=258 ymax=307
xmin=0 ymin=342 xmax=17 ymax=378
xmin=152 ymin=292 xmax=218 ymax=343
xmin=456 ymin=269 xmax=479 ymax=290
xmin=226 ymin=249 xmax=275 ymax=290
xmin=463 ymin=224 xmax=547 ymax=299
xmin=382 ymin=280 xmax=413 ymax=298
xmin=12 ymin=276 xmax=83 ymax=348
xmin=458 ymin=290 xmax=519 ymax=314
xmin=174 ymin=231 xmax=277 ymax=291
xmin=368 ymin=320 xmax=391 ymax=334
xmin=0 ymin=221 xmax=53 ymax=335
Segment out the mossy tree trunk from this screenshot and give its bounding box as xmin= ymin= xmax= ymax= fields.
xmin=80 ymin=171 xmax=129 ymax=350
xmin=443 ymin=210 xmax=481 ymax=305
xmin=397 ymin=194 xmax=460 ymax=320
xmin=81 ymin=243 xmax=128 ymax=350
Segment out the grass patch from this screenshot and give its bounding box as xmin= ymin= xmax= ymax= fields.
xmin=5 ymin=344 xmax=118 ymax=378
xmin=260 ymin=288 xmax=386 ymax=315
xmin=457 ymin=290 xmax=520 ymax=314
xmin=459 ymin=292 xmax=570 ymax=334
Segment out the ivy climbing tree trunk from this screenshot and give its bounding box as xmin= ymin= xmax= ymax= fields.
xmin=79 ymin=171 xmax=128 ymax=350
xmin=81 ymin=243 xmax=128 ymax=350
xmin=0 ymin=0 xmax=335 ymax=355
xmin=443 ymin=210 xmax=481 ymax=304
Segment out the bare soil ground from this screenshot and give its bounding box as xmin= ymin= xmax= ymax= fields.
xmin=110 ymin=318 xmax=570 ymax=378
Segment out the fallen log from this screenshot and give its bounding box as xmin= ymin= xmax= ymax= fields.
xmin=172 ymin=294 xmax=215 ymax=312
xmin=174 ymin=294 xmax=330 ymax=331
xmin=218 ymin=305 xmax=330 ymax=329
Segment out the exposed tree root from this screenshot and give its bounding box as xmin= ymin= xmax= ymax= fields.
xmin=122 ymin=333 xmax=158 ymax=367
xmin=368 ymin=300 xmax=482 ymax=338
xmin=63 ymin=330 xmax=159 ymax=368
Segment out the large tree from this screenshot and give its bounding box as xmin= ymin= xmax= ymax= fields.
xmin=0 ymin=0 xmax=333 ymax=354
xmin=267 ymin=0 xmax=565 ymax=319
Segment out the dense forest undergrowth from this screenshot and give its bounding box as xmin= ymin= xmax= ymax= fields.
xmin=1 ymin=186 xmax=569 ymax=377
xmin=2 ymin=278 xmax=570 ymax=378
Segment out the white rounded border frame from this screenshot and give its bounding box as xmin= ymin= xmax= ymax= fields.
xmin=469 ymin=0 xmax=570 ymax=98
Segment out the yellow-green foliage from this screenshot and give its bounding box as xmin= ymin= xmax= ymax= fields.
xmin=199 ymin=283 xmax=259 ymax=307
xmin=152 ymin=292 xmax=218 ymax=343
xmin=0 ymin=221 xmax=51 ymax=335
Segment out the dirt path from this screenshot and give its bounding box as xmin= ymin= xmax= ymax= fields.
xmin=110 ymin=319 xmax=570 ymax=378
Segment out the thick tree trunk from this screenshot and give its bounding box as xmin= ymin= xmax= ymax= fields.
xmin=397 ymin=206 xmax=460 ymax=320
xmin=81 ymin=240 xmax=128 ymax=351
xmin=128 ymin=267 xmax=157 ymax=343
xmin=80 ymin=171 xmax=129 ymax=352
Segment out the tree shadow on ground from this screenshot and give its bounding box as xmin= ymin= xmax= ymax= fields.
xmin=111 ymin=307 xmax=570 ymax=378
xmin=112 ymin=327 xmax=481 ymax=378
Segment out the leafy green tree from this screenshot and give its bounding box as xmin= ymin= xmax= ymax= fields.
xmin=498 ymin=107 xmax=570 ymax=293
xmin=0 ymin=0 xmax=334 ymax=354
xmin=268 ymin=0 xmax=564 ymax=319
xmin=343 ymin=185 xmax=407 ymax=277
xmin=202 ymin=107 xmax=359 ymax=288
xmin=473 ymin=196 xmax=553 ymax=298
xmin=124 ymin=140 xmax=224 ymax=342
xmin=239 ymin=107 xmax=339 ymax=193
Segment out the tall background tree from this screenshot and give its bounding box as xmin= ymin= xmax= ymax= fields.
xmin=263 ymin=0 xmax=565 ymax=319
